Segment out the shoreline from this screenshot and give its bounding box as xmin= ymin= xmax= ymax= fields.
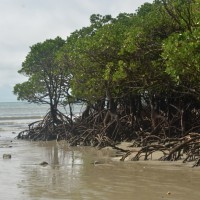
xmin=102 ymin=141 xmax=196 ymax=168
xmin=1 ymin=135 xmax=198 ymax=168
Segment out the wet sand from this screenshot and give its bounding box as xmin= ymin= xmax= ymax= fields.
xmin=0 ymin=139 xmax=200 ymax=200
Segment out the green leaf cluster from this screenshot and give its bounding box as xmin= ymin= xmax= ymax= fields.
xmin=14 ymin=0 xmax=200 ymax=110
xmin=14 ymin=37 xmax=69 ymax=107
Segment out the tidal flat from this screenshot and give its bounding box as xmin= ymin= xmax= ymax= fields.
xmin=0 ymin=139 xmax=200 ymax=200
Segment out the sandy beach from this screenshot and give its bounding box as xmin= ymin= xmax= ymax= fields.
xmin=1 ymin=138 xmax=200 ymax=200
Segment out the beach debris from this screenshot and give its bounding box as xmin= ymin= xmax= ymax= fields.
xmin=3 ymin=154 xmax=11 ymax=159
xmin=91 ymin=160 xmax=113 ymax=167
xmin=92 ymin=160 xmax=101 ymax=165
xmin=0 ymin=145 xmax=12 ymax=148
xmin=167 ymin=191 xmax=171 ymax=195
xmin=39 ymin=161 xmax=48 ymax=166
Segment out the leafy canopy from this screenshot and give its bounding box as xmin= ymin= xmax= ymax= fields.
xmin=14 ymin=37 xmax=69 ymax=107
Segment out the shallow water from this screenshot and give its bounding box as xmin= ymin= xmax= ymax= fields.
xmin=0 ymin=139 xmax=200 ymax=200
xmin=0 ymin=102 xmax=85 ymax=134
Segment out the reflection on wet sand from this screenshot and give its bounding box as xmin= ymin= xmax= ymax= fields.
xmin=20 ymin=141 xmax=84 ymax=200
xmin=1 ymin=140 xmax=200 ymax=200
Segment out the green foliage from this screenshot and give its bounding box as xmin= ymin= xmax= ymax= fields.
xmin=59 ymin=14 xmax=125 ymax=103
xmin=163 ymin=27 xmax=200 ymax=85
xmin=14 ymin=37 xmax=69 ymax=106
xmin=59 ymin=1 xmax=183 ymax=103
xmin=159 ymin=0 xmax=199 ymax=31
xmin=14 ymin=0 xmax=200 ymax=113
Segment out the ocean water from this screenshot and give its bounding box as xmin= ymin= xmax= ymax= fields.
xmin=0 ymin=102 xmax=85 ymax=139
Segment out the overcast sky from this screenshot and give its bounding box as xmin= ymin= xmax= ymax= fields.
xmin=0 ymin=0 xmax=153 ymax=102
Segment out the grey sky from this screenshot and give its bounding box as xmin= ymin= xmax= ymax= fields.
xmin=0 ymin=0 xmax=153 ymax=102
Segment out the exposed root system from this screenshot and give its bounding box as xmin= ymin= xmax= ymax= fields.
xmin=17 ymin=102 xmax=200 ymax=167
